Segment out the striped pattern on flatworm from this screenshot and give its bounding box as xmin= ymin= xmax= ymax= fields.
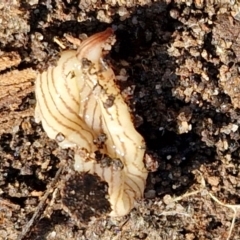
xmin=35 ymin=28 xmax=148 ymax=217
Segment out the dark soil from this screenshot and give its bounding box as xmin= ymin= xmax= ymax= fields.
xmin=1 ymin=0 xmax=240 ymax=239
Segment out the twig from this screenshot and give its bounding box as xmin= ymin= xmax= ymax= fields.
xmin=208 ymin=192 xmax=240 ymax=240
xmin=17 ymin=165 xmax=64 ymax=240
xmin=173 ymin=170 xmax=240 ymax=240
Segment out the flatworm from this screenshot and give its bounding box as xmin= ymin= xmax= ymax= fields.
xmin=35 ymin=28 xmax=148 ymax=217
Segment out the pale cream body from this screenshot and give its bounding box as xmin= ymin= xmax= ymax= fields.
xmin=35 ymin=28 xmax=148 ymax=217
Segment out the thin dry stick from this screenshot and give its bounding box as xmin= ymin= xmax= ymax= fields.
xmin=173 ymin=189 xmax=203 ymax=202
xmin=173 ymin=170 xmax=240 ymax=240
xmin=17 ymin=165 xmax=64 ymax=240
xmin=208 ymin=192 xmax=240 ymax=240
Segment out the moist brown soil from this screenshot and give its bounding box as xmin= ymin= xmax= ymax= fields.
xmin=1 ymin=1 xmax=240 ymax=239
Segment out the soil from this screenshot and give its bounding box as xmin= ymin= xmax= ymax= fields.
xmin=1 ymin=0 xmax=240 ymax=239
